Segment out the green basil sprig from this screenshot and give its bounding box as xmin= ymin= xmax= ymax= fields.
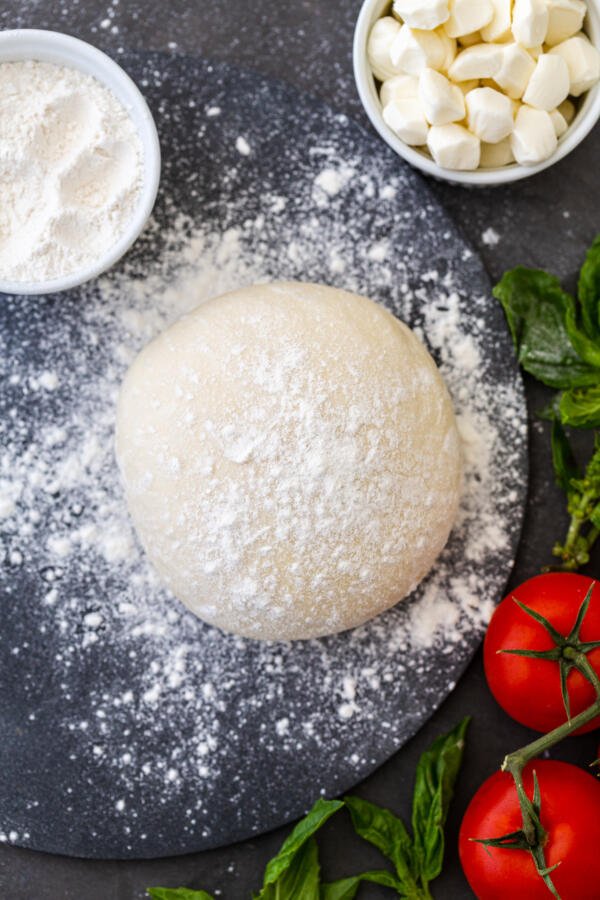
xmin=256 ymin=798 xmax=343 ymax=899
xmin=494 ymin=236 xmax=600 ymax=569
xmin=147 ymin=718 xmax=469 ymax=900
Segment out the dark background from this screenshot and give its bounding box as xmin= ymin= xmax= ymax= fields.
xmin=1 ymin=2 xmax=599 ymax=897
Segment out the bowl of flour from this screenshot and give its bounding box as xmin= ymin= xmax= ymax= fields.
xmin=0 ymin=29 xmax=161 ymax=295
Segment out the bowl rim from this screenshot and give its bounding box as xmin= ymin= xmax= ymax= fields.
xmin=353 ymin=0 xmax=600 ymax=186
xmin=0 ymin=28 xmax=161 ymax=295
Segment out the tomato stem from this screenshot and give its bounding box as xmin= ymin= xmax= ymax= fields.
xmin=503 ymin=697 xmax=600 ymax=774
xmin=501 ymin=690 xmax=600 ymax=899
xmin=565 ymin=647 xmax=600 ymax=696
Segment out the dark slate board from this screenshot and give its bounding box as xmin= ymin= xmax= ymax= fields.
xmin=0 ymin=54 xmax=527 ymax=859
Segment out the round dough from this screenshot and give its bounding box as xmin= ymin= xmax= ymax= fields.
xmin=115 ymin=282 xmax=462 ymax=641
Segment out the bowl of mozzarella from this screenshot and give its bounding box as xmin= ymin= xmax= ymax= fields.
xmin=354 ymin=0 xmax=600 ymax=185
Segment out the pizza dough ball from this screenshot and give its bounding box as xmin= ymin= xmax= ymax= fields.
xmin=116 ymin=282 xmax=462 ymax=641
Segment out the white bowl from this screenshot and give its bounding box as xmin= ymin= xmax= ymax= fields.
xmin=0 ymin=29 xmax=161 ymax=294
xmin=354 ymin=0 xmax=600 ymax=186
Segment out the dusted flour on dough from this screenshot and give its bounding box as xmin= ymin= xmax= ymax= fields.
xmin=116 ymin=283 xmax=462 ymax=640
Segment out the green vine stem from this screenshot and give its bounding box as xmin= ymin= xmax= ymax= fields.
xmin=500 ymin=650 xmax=600 ymax=898
xmin=554 ymin=491 xmax=600 ymax=570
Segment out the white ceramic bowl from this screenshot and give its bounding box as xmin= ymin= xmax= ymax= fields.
xmin=354 ymin=0 xmax=600 ymax=186
xmin=0 ymin=29 xmax=161 ymax=295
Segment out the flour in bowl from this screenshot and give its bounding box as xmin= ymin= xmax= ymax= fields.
xmin=0 ymin=60 xmax=143 ymax=283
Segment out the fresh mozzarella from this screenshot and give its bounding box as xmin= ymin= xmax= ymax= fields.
xmin=419 ymin=67 xmax=466 ymax=123
xmin=511 ymin=0 xmax=549 ymax=47
xmin=380 ymin=74 xmax=419 ymax=106
xmin=448 ymin=43 xmax=504 ymax=80
xmin=390 ymin=24 xmax=448 ymax=74
xmin=545 ymin=0 xmax=587 ymax=47
xmin=437 ymin=28 xmax=458 ymax=71
xmin=522 ymin=54 xmax=570 ymax=110
xmin=444 ymin=0 xmax=494 ymax=38
xmin=480 ymin=137 xmax=515 ymax=166
xmin=427 ymin=122 xmax=481 ymax=167
xmin=367 ymin=0 xmax=596 ymax=171
xmin=510 ymin=105 xmax=558 ymax=163
xmin=392 ymin=0 xmax=450 ymax=30
xmin=383 ymin=98 xmax=430 ymax=144
xmin=480 ymin=0 xmax=512 ymax=43
xmin=550 ymin=33 xmax=600 ymax=96
xmin=550 ymin=107 xmax=569 ymax=136
xmin=466 ymin=86 xmax=515 ymax=142
xmin=368 ymin=17 xmax=403 ymax=81
xmin=494 ymin=43 xmax=536 ymax=99
xmin=557 ymin=97 xmax=576 ymax=123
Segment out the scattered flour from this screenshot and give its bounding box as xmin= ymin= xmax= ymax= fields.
xmin=314 ymin=165 xmax=356 ymax=198
xmin=482 ymin=227 xmax=501 ymax=247
xmin=235 ymin=136 xmax=251 ymax=156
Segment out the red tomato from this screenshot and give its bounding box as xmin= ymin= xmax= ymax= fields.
xmin=459 ymin=760 xmax=600 ymax=900
xmin=483 ymin=573 xmax=600 ymax=734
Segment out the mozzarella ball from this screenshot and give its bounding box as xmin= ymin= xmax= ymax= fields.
xmin=390 ymin=24 xmax=448 ymax=74
xmin=494 ymin=43 xmax=536 ymax=99
xmin=510 ymin=105 xmax=558 ymax=163
xmin=380 ymin=74 xmax=419 ymax=106
xmin=550 ymin=107 xmax=569 ymax=136
xmin=480 ymin=0 xmax=512 ymax=43
xmin=419 ymin=67 xmax=466 ymax=124
xmin=545 ymin=0 xmax=587 ymax=47
xmin=427 ymin=122 xmax=481 ymax=167
xmin=466 ymin=86 xmax=515 ymax=142
xmin=383 ymin=97 xmax=430 ymax=144
xmin=444 ymin=0 xmax=494 ymax=38
xmin=550 ymin=33 xmax=600 ymax=96
xmin=368 ymin=17 xmax=403 ymax=81
xmin=449 ymin=43 xmax=504 ymax=80
xmin=392 ymin=0 xmax=450 ymax=30
xmin=480 ymin=137 xmax=515 ymax=166
xmin=522 ymin=54 xmax=570 ymax=110
xmin=557 ymin=97 xmax=576 ymax=124
xmin=512 ymin=0 xmax=549 ymax=47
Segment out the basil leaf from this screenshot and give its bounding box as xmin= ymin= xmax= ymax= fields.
xmin=344 ymin=796 xmax=416 ymax=891
xmin=147 ymin=889 xmax=214 ymax=900
xmin=560 ymin=385 xmax=600 ymax=429
xmin=256 ymin=798 xmax=342 ymax=896
xmin=320 ymin=870 xmax=402 ymax=899
xmin=551 ymin=418 xmax=581 ymax=491
xmin=565 ymin=303 xmax=600 ymax=369
xmin=411 ymin=717 xmax=470 ymax=885
xmin=493 ymin=268 xmax=599 ymax=388
xmin=256 ymin=836 xmax=321 ymax=900
xmin=578 ymin=233 xmax=600 ymax=340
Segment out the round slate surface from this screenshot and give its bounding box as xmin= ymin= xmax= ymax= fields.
xmin=0 ymin=54 xmax=527 ymax=859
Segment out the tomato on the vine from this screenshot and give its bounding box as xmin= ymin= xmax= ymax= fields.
xmin=459 ymin=760 xmax=600 ymax=900
xmin=483 ymin=573 xmax=600 ymax=734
